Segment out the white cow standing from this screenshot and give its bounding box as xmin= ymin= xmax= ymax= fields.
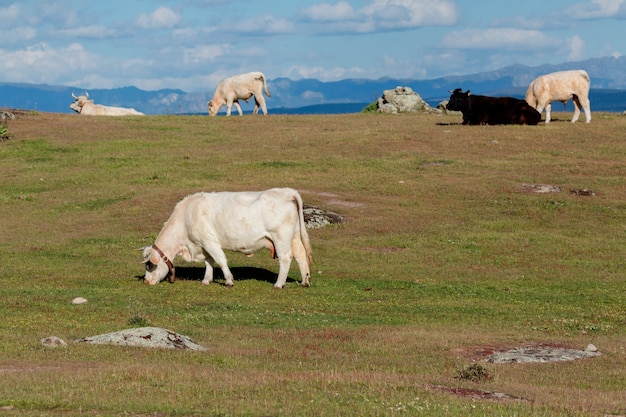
xmin=525 ymin=70 xmax=591 ymax=123
xmin=70 ymin=92 xmax=144 ymax=116
xmin=141 ymin=188 xmax=312 ymax=289
xmin=208 ymin=71 xmax=271 ymax=116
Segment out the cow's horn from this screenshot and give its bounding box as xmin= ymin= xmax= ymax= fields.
xmin=84 ymin=91 xmax=89 ymax=98
xmin=72 ymin=91 xmax=77 ymax=99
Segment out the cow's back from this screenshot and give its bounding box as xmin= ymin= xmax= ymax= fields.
xmin=527 ymin=70 xmax=590 ymax=101
xmin=183 ymin=189 xmax=300 ymax=243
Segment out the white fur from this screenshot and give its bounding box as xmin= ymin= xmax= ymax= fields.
xmin=142 ymin=188 xmax=312 ymax=289
xmin=208 ymin=72 xmax=271 ymax=116
xmin=525 ymin=70 xmax=591 ymax=123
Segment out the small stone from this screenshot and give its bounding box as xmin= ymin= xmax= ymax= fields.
xmin=72 ymin=297 xmax=88 ymax=305
xmin=41 ymin=336 xmax=68 ymax=348
xmin=585 ymin=344 xmax=598 ymax=352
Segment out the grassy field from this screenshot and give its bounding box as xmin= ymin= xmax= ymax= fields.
xmin=0 ymin=110 xmax=625 ymax=416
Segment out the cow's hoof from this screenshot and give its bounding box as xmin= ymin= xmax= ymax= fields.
xmin=201 ymin=280 xmax=211 ymax=286
xmin=225 ymin=282 xmax=234 ymax=288
xmin=301 ymin=282 xmax=310 ymax=288
xmin=273 ymin=284 xmax=284 ymax=289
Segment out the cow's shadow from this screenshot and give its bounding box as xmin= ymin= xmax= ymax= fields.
xmin=136 ymin=266 xmax=295 ymax=286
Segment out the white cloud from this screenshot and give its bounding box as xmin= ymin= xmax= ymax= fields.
xmin=566 ymin=0 xmax=626 ymax=19
xmin=441 ymin=28 xmax=552 ymax=50
xmin=0 ymin=42 xmax=100 ymax=85
xmin=361 ymin=0 xmax=457 ymax=27
xmin=137 ymin=7 xmax=181 ymax=29
xmin=53 ymin=25 xmax=121 ymax=39
xmin=0 ymin=26 xmax=37 ymax=43
xmin=183 ymin=44 xmax=231 ymax=64
xmin=286 ymin=64 xmax=366 ymax=81
xmin=227 ymin=14 xmax=295 ymax=34
xmin=0 ymin=4 xmax=19 ymax=22
xmin=300 ymin=0 xmax=457 ymax=32
xmin=301 ymin=1 xmax=356 ymax=22
xmin=567 ymin=35 xmax=585 ymax=61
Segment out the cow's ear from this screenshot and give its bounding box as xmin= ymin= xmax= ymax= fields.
xmin=467 ymin=90 xmax=471 ymax=96
xmin=142 ymin=246 xmax=160 ymax=264
xmin=149 ymin=251 xmax=161 ymax=265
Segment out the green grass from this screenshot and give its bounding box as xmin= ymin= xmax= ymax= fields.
xmin=0 ymin=111 xmax=625 ymax=416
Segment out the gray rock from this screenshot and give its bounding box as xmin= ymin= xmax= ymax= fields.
xmin=437 ymin=99 xmax=462 ymax=116
xmin=77 ymin=327 xmax=207 ymax=351
xmin=483 ymin=347 xmax=601 ymax=364
xmin=585 ymin=343 xmax=598 ymax=352
xmin=303 ymin=205 xmax=344 ymax=229
xmin=41 ymin=336 xmax=68 ymax=348
xmin=376 ymin=86 xmax=432 ymax=114
xmin=1 ymin=110 xmax=15 ymax=120
xmin=72 ymin=297 xmax=88 ymax=305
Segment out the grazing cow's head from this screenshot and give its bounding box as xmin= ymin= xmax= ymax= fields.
xmin=207 ymin=100 xmax=219 ymax=116
xmin=446 ymin=88 xmax=470 ymax=112
xmin=141 ymin=245 xmax=175 ymax=285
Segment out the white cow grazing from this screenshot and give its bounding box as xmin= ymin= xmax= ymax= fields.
xmin=525 ymin=70 xmax=591 ymax=123
xmin=208 ymin=71 xmax=271 ymax=116
xmin=141 ymin=188 xmax=312 ymax=289
xmin=70 ymin=92 xmax=144 ymax=116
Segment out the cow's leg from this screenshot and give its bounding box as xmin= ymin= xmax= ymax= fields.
xmin=233 ymin=102 xmax=243 ymax=116
xmin=225 ymin=101 xmax=232 ymax=116
xmin=214 ymin=257 xmax=235 ymax=287
xmin=272 ymin=236 xmax=294 ymax=288
xmin=274 ymin=253 xmax=294 ymax=289
xmin=573 ymin=95 xmax=591 ymax=123
xmin=582 ymin=100 xmax=591 ymax=123
xmin=291 ymin=233 xmax=311 ymax=287
xmin=201 ymin=260 xmax=214 ymax=285
xmin=543 ymin=103 xmax=552 ymax=123
xmin=202 ymin=244 xmax=235 ymax=286
xmin=571 ymin=96 xmax=582 ymax=123
xmin=256 ymin=95 xmax=268 ymax=115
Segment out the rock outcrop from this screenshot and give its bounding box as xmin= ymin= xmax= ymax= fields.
xmin=77 ymin=327 xmax=207 ymax=351
xmin=376 ymin=86 xmax=433 ymax=114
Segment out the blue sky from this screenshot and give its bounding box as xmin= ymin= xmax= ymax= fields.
xmin=1 ymin=0 xmax=624 ymax=92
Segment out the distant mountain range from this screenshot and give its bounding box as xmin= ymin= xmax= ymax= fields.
xmin=2 ymin=56 xmax=625 ymax=115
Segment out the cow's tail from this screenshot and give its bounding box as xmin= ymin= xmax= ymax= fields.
xmin=261 ymin=74 xmax=271 ymax=97
xmin=293 ymin=192 xmax=313 ymax=268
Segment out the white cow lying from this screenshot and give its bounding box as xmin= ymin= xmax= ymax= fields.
xmin=141 ymin=188 xmax=312 ymax=288
xmin=208 ymin=71 xmax=271 ymax=116
xmin=70 ymin=92 xmax=144 ymax=116
xmin=525 ymin=70 xmax=591 ymax=123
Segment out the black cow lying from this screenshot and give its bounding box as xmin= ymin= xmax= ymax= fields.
xmin=446 ymin=88 xmax=541 ymax=125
